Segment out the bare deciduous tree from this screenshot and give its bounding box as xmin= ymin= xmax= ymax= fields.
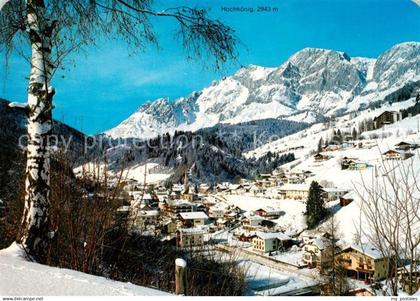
xmin=0 ymin=0 xmax=237 ymax=257
xmin=320 ymin=215 xmax=349 ymax=296
xmin=354 ymin=154 xmax=420 ymax=295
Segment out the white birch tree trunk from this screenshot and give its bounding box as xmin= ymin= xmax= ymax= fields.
xmin=20 ymin=0 xmax=55 ymax=256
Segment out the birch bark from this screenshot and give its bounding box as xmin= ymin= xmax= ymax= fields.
xmin=20 ymin=0 xmax=55 ymax=256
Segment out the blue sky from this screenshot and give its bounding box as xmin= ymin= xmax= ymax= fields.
xmin=1 ymin=0 xmax=419 ymax=134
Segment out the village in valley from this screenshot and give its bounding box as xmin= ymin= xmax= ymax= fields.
xmin=103 ymin=94 xmax=420 ymax=296
xmin=1 ymin=0 xmax=420 ymax=297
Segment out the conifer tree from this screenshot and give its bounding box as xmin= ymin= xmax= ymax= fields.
xmin=317 ymin=137 xmax=324 ymax=153
xmin=336 ymin=129 xmax=343 ymax=144
xmin=352 ymin=128 xmax=358 ymax=140
xmin=306 ymin=181 xmax=326 ymax=229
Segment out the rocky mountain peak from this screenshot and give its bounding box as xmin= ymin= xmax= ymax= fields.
xmin=106 ymin=42 xmax=420 ymax=140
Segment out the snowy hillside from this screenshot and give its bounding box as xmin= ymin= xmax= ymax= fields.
xmin=0 ymin=243 xmax=170 ymax=296
xmin=106 ymin=42 xmax=420 ymax=139
xmin=245 ymin=98 xmax=419 ymax=160
xmin=245 ymin=96 xmax=420 ymax=243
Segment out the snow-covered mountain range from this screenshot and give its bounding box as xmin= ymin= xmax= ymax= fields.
xmin=106 ymin=42 xmax=420 ymax=139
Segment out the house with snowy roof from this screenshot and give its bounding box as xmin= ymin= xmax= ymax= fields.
xmin=321 ymin=187 xmax=349 ymax=202
xmin=348 ymin=161 xmax=373 ymax=171
xmin=337 ymin=244 xmax=389 ymax=281
xmin=161 ymin=219 xmax=177 ymax=234
xmin=227 ymin=184 xmax=246 ymax=195
xmin=198 ymin=183 xmax=212 ymax=194
xmin=382 ymin=149 xmax=403 ymax=160
xmin=233 ymin=229 xmax=256 ymax=242
xmin=134 ymin=210 xmax=160 ymax=228
xmin=224 ymin=205 xmax=245 ymax=221
xmin=171 ymin=184 xmax=184 ymax=196
xmin=280 ymin=169 xmax=312 ymax=184
xmin=341 ymin=157 xmax=358 ymax=170
xmin=314 ymin=153 xmax=330 ymax=162
xmin=215 ymin=218 xmax=229 ymax=229
xmin=285 ymin=174 xmax=304 ymax=184
xmin=241 ymin=215 xmax=264 ymax=230
xmin=178 ymin=211 xmax=209 ymax=227
xmin=395 ymin=141 xmax=413 ymax=151
xmin=323 ymin=144 xmax=341 ymax=152
xmin=251 ymin=231 xmax=292 ymax=253
xmin=250 ymin=184 xmax=267 ymax=196
xmin=278 ymin=183 xmax=312 ymax=200
xmin=208 ymin=204 xmax=227 ymax=219
xmin=255 ymin=207 xmax=282 ymax=218
xmin=166 ymin=199 xmax=195 ymax=216
xmin=300 ymin=230 xmax=332 ymax=244
xmin=181 ymin=191 xmax=198 ymax=202
xmin=383 ymin=149 xmax=414 ymax=160
xmin=176 ymin=227 xmax=207 ymax=248
xmin=302 ymin=236 xmax=336 ymax=269
xmin=373 ymin=111 xmax=402 ymax=129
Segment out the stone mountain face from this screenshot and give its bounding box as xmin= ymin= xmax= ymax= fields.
xmin=372 ymin=42 xmax=420 ymax=90
xmin=106 ymin=42 xmax=420 ymax=139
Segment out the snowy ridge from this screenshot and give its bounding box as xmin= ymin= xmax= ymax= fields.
xmin=106 ymin=42 xmax=420 ymax=139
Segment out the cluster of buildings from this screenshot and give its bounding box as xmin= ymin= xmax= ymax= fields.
xmin=116 ymin=177 xmax=250 ymax=248
xmin=213 ymin=169 xmax=349 ymax=202
xmin=382 ymin=141 xmax=418 ymax=161
xmin=319 ymin=140 xmax=418 ymax=171
xmin=299 ymin=231 xmax=390 ymax=281
xmin=112 ymin=131 xmax=419 ymax=291
xmin=232 ymin=215 xmax=391 ymax=283
xmin=115 ymin=146 xmax=353 ymax=251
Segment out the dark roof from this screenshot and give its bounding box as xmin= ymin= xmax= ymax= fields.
xmin=395 ymin=141 xmax=411 ymax=146
xmin=382 ymin=149 xmax=400 ymax=155
xmin=373 ymin=110 xmax=396 ymax=121
xmin=343 ymin=157 xmax=357 ymax=162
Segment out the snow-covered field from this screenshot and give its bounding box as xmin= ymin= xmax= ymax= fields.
xmin=0 ymin=243 xmax=170 ymax=296
xmin=74 ymin=161 xmax=171 ymax=185
xmin=124 ymin=162 xmax=172 ymax=184
xmin=270 ymin=249 xmax=304 ymax=267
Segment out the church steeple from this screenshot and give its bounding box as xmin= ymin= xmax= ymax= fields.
xmin=183 ymin=170 xmax=189 ymax=194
